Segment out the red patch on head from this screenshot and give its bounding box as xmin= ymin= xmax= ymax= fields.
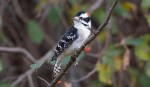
xmin=86 ymin=12 xmax=90 ymax=17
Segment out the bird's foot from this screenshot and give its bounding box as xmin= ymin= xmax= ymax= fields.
xmin=74 ymin=58 xmax=78 ymax=66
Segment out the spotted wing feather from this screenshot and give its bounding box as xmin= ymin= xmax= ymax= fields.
xmin=51 ymin=26 xmax=78 ymax=61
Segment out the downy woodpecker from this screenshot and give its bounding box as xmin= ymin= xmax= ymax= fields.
xmin=51 ymin=11 xmax=91 ymax=78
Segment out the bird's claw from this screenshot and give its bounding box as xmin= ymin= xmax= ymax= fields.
xmin=74 ymin=58 xmax=78 ymax=66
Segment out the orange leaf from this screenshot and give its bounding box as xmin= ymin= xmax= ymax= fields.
xmin=57 ymin=80 xmax=62 ymax=84
xmin=64 ymin=82 xmax=72 ymax=87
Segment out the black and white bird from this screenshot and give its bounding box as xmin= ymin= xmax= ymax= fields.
xmin=51 ymin=11 xmax=91 ymax=78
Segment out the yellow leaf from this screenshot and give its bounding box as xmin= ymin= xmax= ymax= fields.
xmin=123 ymin=2 xmax=136 ymax=12
xmin=114 ymin=56 xmax=122 ymax=71
xmin=96 ymin=63 xmax=112 ymax=84
xmin=97 ymin=30 xmax=108 ymax=42
xmin=35 ymin=0 xmax=49 ymax=13
xmin=69 ymin=5 xmax=82 ymax=17
xmin=68 ymin=5 xmax=82 ymax=24
xmin=147 ymin=14 xmax=150 ymax=25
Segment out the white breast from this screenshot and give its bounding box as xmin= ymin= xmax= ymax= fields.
xmin=65 ymin=27 xmax=91 ymax=55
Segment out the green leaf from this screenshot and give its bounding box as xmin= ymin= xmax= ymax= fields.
xmin=104 ymin=44 xmax=123 ymax=58
xmin=0 ymin=59 xmax=3 ymax=72
xmin=145 ymin=61 xmax=150 ymax=77
xmin=89 ymin=80 xmax=105 ymax=87
xmin=35 ymin=0 xmax=49 ymax=13
xmin=128 ymin=68 xmax=139 ymax=84
xmin=131 ymin=34 xmax=150 ymax=60
xmin=147 ymin=14 xmax=150 ymax=25
xmin=135 ymin=44 xmax=150 ymax=61
xmin=138 ymin=74 xmax=150 ymax=87
xmin=96 ymin=63 xmax=112 ymax=84
xmin=0 ymin=83 xmax=9 ymax=87
xmin=0 ymin=16 xmax=2 ymax=28
xmin=140 ymin=34 xmax=150 ymax=43
xmin=129 ymin=68 xmax=139 ymax=78
xmin=0 ymin=29 xmax=8 ymax=43
xmin=101 ymin=44 xmax=124 ymax=70
xmin=69 ymin=0 xmax=78 ymax=5
xmin=123 ymin=2 xmax=136 ymax=12
xmin=48 ymin=7 xmax=60 ymax=26
xmin=93 ymin=9 xmax=106 ymax=23
xmin=141 ymin=0 xmax=150 ymax=11
xmin=115 ymin=3 xmax=132 ymax=19
xmin=111 ymin=17 xmax=118 ymax=35
xmin=81 ymin=4 xmax=90 ymax=10
xmin=102 ymin=55 xmax=115 ymax=69
xmin=125 ymin=37 xmax=143 ymax=46
xmin=27 ymin=20 xmax=44 ymax=45
xmin=97 ymin=30 xmax=107 ymax=42
xmin=134 ymin=35 xmax=150 ymax=61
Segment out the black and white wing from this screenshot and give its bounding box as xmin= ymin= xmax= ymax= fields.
xmin=51 ymin=26 xmax=78 ymax=61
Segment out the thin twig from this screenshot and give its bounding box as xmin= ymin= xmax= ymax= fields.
xmin=54 ymin=5 xmax=68 ymax=29
xmin=38 ymin=6 xmax=51 ymax=23
xmin=12 ymin=0 xmax=29 ymax=23
xmin=0 ymin=76 xmax=17 ymax=82
xmin=35 ymin=69 xmax=50 ymax=86
xmin=72 ymin=67 xmax=96 ymax=83
xmin=120 ymin=38 xmax=130 ymax=70
xmin=10 ymin=50 xmax=53 ymax=87
xmin=87 ymin=0 xmax=104 ymax=13
xmin=28 ymin=75 xmax=35 ymax=87
xmin=10 ymin=69 xmax=34 ymax=87
xmin=49 ymin=0 xmax=118 ymax=86
xmin=0 ymin=47 xmax=36 ymax=63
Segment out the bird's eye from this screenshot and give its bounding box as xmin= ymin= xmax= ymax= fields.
xmin=79 ymin=17 xmax=82 ymax=20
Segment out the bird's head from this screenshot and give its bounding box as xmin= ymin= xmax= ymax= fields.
xmin=73 ymin=11 xmax=91 ymax=29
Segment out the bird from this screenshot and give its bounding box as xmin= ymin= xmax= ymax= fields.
xmin=51 ymin=11 xmax=91 ymax=79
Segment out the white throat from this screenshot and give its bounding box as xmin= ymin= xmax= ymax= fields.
xmin=73 ymin=20 xmax=91 ymax=30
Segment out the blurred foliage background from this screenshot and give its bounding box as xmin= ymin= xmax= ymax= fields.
xmin=0 ymin=0 xmax=150 ymax=87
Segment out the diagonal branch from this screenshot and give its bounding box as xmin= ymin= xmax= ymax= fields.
xmin=49 ymin=0 xmax=118 ymax=86
xmin=72 ymin=28 xmax=111 ymax=83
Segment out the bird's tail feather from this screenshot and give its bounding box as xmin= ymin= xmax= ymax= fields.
xmin=52 ymin=60 xmax=62 ymax=79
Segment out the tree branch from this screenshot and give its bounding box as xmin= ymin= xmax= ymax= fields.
xmin=12 ymin=0 xmax=29 ymax=23
xmin=28 ymin=75 xmax=35 ymax=87
xmin=10 ymin=50 xmax=53 ymax=87
xmin=49 ymin=0 xmax=118 ymax=86
xmin=11 ymin=68 xmax=34 ymax=87
xmin=72 ymin=26 xmax=112 ymax=82
xmin=72 ymin=67 xmax=97 ymax=83
xmin=87 ymin=0 xmax=104 ymax=13
xmin=0 ymin=47 xmax=36 ymax=63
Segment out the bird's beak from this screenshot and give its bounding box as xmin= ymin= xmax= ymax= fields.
xmin=72 ymin=17 xmax=79 ymax=21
